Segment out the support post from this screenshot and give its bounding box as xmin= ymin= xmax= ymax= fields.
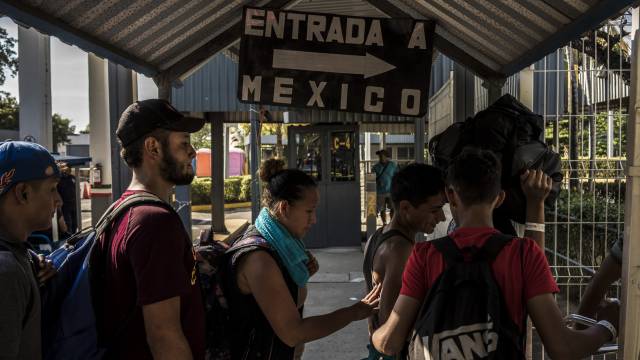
xmin=483 ymin=78 xmax=506 ymax=105
xmin=18 ymin=26 xmax=52 ymax=150
xmin=620 ymin=23 xmax=640 ymax=360
xmin=210 ymin=113 xmax=227 ymax=233
xmin=250 ymin=105 xmax=261 ymax=222
xmin=365 ymin=132 xmax=372 ymax=163
xmin=108 ymin=62 xmax=136 ymax=199
xmin=519 ymin=65 xmax=534 ymax=111
xmin=224 ymin=124 xmax=230 ymax=179
xmin=414 ymin=116 xmax=426 ymax=163
xmin=453 ymin=64 xmax=476 ymax=122
xmin=88 ymin=54 xmax=112 ymax=224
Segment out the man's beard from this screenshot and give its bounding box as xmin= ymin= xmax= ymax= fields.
xmin=159 ymin=146 xmax=194 ymax=186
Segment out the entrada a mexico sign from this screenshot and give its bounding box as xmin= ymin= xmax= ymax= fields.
xmin=238 ymin=7 xmax=435 ymax=117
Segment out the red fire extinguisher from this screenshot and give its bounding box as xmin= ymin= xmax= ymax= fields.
xmin=91 ymin=163 xmax=102 ymax=186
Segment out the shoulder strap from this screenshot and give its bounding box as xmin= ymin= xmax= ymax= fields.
xmin=432 ymin=233 xmax=515 ymax=264
xmin=431 ymin=236 xmax=462 ymax=264
xmin=481 ymin=233 xmax=515 ymax=261
xmin=379 ymin=229 xmax=413 ymax=244
xmin=376 ymin=162 xmax=390 ymax=181
xmin=94 ymin=193 xmax=171 ymax=237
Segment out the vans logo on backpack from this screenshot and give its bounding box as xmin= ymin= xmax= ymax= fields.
xmin=424 ymin=317 xmax=498 ymax=360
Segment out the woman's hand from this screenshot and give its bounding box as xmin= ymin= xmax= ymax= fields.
xmin=306 ymin=251 xmax=319 ymax=277
xmin=349 ymin=283 xmax=382 ymax=321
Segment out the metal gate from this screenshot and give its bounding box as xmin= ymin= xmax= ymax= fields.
xmin=288 ymin=124 xmax=360 ymax=248
xmin=472 ymin=9 xmax=631 ymax=359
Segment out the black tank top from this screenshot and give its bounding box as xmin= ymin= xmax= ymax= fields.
xmin=362 ymin=227 xmax=413 ymax=329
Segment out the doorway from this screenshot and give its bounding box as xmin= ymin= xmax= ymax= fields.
xmin=288 ymin=125 xmax=360 ymax=248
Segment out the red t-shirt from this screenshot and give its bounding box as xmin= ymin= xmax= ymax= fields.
xmin=99 ymin=191 xmax=205 ymax=359
xmin=400 ymin=227 xmax=559 ymax=330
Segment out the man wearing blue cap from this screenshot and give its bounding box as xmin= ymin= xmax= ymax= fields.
xmin=0 ymin=141 xmax=62 ymax=360
xmin=95 ymin=99 xmax=206 ymax=360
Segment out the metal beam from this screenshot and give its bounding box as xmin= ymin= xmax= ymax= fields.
xmin=365 ymin=0 xmax=503 ymax=80
xmin=619 ymin=15 xmax=640 ymax=360
xmin=500 ymin=0 xmax=635 ymax=76
xmin=158 ymin=0 xmax=297 ymax=84
xmin=0 ymin=0 xmax=158 ymax=77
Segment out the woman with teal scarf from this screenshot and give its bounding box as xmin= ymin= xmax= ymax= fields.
xmin=223 ymin=159 xmax=381 ymax=360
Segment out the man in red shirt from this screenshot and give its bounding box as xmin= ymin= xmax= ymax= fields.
xmin=371 ymin=148 xmax=619 ymax=359
xmin=96 ymin=99 xmax=206 ymax=359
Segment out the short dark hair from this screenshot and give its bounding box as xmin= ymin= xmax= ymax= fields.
xmin=119 ymin=128 xmax=170 ymax=168
xmin=446 ymin=148 xmax=502 ymax=205
xmin=391 ymin=163 xmax=445 ymax=208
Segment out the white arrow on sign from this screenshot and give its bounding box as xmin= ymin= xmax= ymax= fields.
xmin=272 ymin=49 xmax=396 ymax=79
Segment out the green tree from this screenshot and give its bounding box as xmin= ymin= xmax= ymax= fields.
xmin=0 ymin=22 xmax=19 ymax=131
xmin=52 ymin=113 xmax=75 ymax=152
xmin=0 ymin=23 xmax=17 ymax=87
xmin=0 ymin=91 xmax=18 ymax=130
xmin=80 ymin=123 xmax=90 ymax=134
xmin=191 ymin=122 xmax=211 ymax=150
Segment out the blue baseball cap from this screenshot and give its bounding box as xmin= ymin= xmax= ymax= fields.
xmin=0 ymin=141 xmax=60 ymax=196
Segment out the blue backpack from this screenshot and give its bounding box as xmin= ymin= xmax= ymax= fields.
xmin=41 ymin=193 xmax=170 ymax=360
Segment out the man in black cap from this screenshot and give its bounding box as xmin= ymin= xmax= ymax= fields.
xmin=96 ymin=99 xmax=206 ymax=359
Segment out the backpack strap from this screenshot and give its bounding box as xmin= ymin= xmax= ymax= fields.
xmin=94 ymin=192 xmax=170 ymax=237
xmin=431 ymin=233 xmax=515 ymax=264
xmin=431 ymin=236 xmax=462 ymax=264
xmin=379 ymin=229 xmax=413 ymax=243
xmin=480 ymin=233 xmax=515 ymax=261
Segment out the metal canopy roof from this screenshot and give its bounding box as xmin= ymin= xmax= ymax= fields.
xmin=0 ymin=0 xmax=633 ymax=87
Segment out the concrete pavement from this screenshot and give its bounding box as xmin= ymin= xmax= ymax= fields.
xmin=304 ymin=247 xmax=369 ymax=360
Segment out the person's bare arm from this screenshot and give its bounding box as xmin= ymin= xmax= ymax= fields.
xmin=521 ymin=169 xmax=552 ymax=248
xmin=528 ymin=293 xmax=617 ymax=359
xmin=372 ymin=295 xmax=421 ymax=356
xmin=375 ymin=239 xmax=414 ymax=325
xmin=577 ymin=254 xmax=622 ymax=318
xmin=143 ymin=296 xmax=193 ymax=360
xmin=240 ymin=251 xmax=380 ymax=347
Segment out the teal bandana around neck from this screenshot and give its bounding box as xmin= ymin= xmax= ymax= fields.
xmin=254 ymin=207 xmax=310 ymax=287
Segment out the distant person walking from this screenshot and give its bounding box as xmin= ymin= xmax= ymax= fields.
xmin=56 ymin=162 xmax=77 ymax=234
xmin=372 ymin=149 xmax=398 ymax=226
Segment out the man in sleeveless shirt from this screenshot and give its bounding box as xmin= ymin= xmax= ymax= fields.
xmin=363 ymin=164 xmax=446 ymax=334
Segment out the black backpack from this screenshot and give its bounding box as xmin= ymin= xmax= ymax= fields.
xmin=195 ymin=229 xmax=271 ymax=360
xmin=428 ymin=94 xmax=563 ymax=224
xmin=407 ymin=234 xmax=525 ymax=360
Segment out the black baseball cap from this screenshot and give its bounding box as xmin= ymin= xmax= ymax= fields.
xmin=116 ymin=99 xmax=205 ymax=147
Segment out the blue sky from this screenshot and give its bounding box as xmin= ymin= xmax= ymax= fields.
xmin=0 ymin=17 xmax=158 ymax=132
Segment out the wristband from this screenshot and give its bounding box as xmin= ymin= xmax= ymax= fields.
xmin=596 ymin=320 xmax=617 ymax=341
xmin=525 ymin=222 xmax=545 ymax=233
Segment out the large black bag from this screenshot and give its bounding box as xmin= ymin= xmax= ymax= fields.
xmin=407 ymin=234 xmax=525 ymax=360
xmin=428 ymin=94 xmax=562 ymax=223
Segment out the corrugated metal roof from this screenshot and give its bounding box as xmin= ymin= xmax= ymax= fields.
xmin=0 ymin=0 xmax=632 ymax=85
